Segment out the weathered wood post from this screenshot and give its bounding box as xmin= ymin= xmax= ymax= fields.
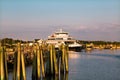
xmin=13 ymin=43 xmax=26 ymax=80
xmin=32 ymin=44 xmax=37 ymax=79
xmin=45 ymin=44 xmax=50 ymax=75
xmin=0 ymin=43 xmax=8 ymax=80
xmin=21 ymin=44 xmax=26 ymax=80
xmin=65 ymin=45 xmax=69 ymax=73
xmin=60 ymin=44 xmax=65 ymax=73
xmin=61 ymin=72 xmax=68 ymax=80
xmin=45 ymin=44 xmax=58 ymax=75
xmin=32 ymin=43 xmax=45 ymax=79
xmin=36 ymin=44 xmax=41 ymax=79
xmin=50 ymin=44 xmax=54 ymax=75
xmin=52 ymin=45 xmax=58 ymax=75
xmin=60 ymin=44 xmax=69 ymax=73
xmin=40 ymin=44 xmax=45 ymax=77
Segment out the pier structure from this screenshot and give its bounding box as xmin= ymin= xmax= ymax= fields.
xmin=32 ymin=43 xmax=45 ymax=79
xmin=13 ymin=43 xmax=26 ymax=80
xmin=0 ymin=43 xmax=8 ymax=80
xmin=0 ymin=41 xmax=69 ymax=80
xmin=32 ymin=43 xmax=69 ymax=79
xmin=60 ymin=44 xmax=69 ymax=73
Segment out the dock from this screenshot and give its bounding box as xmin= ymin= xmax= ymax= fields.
xmin=0 ymin=42 xmax=69 ymax=80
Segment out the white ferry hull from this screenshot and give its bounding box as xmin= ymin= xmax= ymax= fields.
xmin=69 ymin=46 xmax=83 ymax=52
xmin=46 ymin=29 xmax=83 ymax=52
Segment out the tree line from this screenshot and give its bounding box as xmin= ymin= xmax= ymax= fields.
xmin=0 ymin=38 xmax=120 ymax=46
xmin=78 ymin=40 xmax=120 ymax=45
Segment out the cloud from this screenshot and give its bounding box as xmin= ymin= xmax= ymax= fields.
xmin=1 ymin=18 xmax=120 ymax=41
xmin=44 ymin=23 xmax=120 ymax=41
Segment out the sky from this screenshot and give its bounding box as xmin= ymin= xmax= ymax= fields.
xmin=0 ymin=0 xmax=120 ymax=41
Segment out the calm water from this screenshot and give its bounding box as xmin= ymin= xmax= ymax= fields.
xmin=9 ymin=49 xmax=120 ymax=80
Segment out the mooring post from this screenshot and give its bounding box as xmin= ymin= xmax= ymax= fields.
xmin=0 ymin=43 xmax=8 ymax=80
xmin=36 ymin=43 xmax=41 ymax=79
xmin=13 ymin=50 xmax=17 ymax=80
xmin=49 ymin=44 xmax=53 ymax=75
xmin=4 ymin=46 xmax=8 ymax=80
xmin=21 ymin=45 xmax=26 ymax=80
xmin=0 ymin=46 xmax=4 ymax=80
xmin=45 ymin=44 xmax=54 ymax=75
xmin=13 ymin=43 xmax=26 ymax=80
xmin=32 ymin=44 xmax=37 ymax=79
xmin=61 ymin=72 xmax=68 ymax=80
xmin=65 ymin=45 xmax=69 ymax=73
xmin=45 ymin=44 xmax=51 ymax=75
xmin=32 ymin=43 xmax=46 ymax=79
xmin=40 ymin=45 xmax=45 ymax=77
xmin=17 ymin=43 xmax=21 ymax=80
xmin=60 ymin=44 xmax=65 ymax=73
xmin=59 ymin=44 xmax=69 ymax=73
xmin=52 ymin=45 xmax=58 ymax=75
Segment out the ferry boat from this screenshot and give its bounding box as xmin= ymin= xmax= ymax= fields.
xmin=46 ymin=29 xmax=83 ymax=51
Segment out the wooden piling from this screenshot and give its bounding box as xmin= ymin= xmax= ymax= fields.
xmin=0 ymin=42 xmax=8 ymax=80
xmin=65 ymin=45 xmax=69 ymax=72
xmin=36 ymin=44 xmax=41 ymax=79
xmin=40 ymin=45 xmax=45 ymax=77
xmin=13 ymin=43 xmax=26 ymax=80
xmin=60 ymin=44 xmax=65 ymax=73
xmin=59 ymin=44 xmax=69 ymax=73
xmin=50 ymin=44 xmax=53 ymax=74
xmin=32 ymin=43 xmax=45 ymax=79
xmin=0 ymin=46 xmax=8 ymax=80
xmin=45 ymin=44 xmax=51 ymax=75
xmin=46 ymin=44 xmax=59 ymax=75
xmin=0 ymin=47 xmax=4 ymax=80
xmin=17 ymin=43 xmax=21 ymax=80
xmin=52 ymin=45 xmax=58 ymax=75
xmin=13 ymin=50 xmax=17 ymax=80
xmin=32 ymin=44 xmax=37 ymax=79
xmin=4 ymin=46 xmax=8 ymax=80
xmin=21 ymin=46 xmax=26 ymax=80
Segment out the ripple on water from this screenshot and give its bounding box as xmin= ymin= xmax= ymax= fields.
xmin=8 ymin=49 xmax=120 ymax=80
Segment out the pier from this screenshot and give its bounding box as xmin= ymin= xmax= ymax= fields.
xmin=0 ymin=38 xmax=120 ymax=79
xmin=0 ymin=42 xmax=69 ymax=80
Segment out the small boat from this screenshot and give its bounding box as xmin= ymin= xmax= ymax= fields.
xmin=85 ymin=43 xmax=93 ymax=51
xmin=46 ymin=29 xmax=83 ymax=52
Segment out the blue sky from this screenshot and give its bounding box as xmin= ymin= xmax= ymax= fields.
xmin=0 ymin=0 xmax=120 ymax=41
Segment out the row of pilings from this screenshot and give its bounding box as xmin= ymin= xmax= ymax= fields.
xmin=0 ymin=42 xmax=69 ymax=80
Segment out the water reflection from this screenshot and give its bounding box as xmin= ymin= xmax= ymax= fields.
xmin=8 ymin=49 xmax=120 ymax=80
xmin=44 ymin=73 xmax=68 ymax=80
xmin=69 ymin=51 xmax=81 ymax=59
xmin=9 ymin=67 xmax=68 ymax=80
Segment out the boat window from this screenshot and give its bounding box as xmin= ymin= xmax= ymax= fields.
xmin=68 ymin=38 xmax=72 ymax=40
xmin=48 ymin=38 xmax=55 ymax=40
xmin=65 ymin=42 xmax=74 ymax=44
xmin=56 ymin=38 xmax=63 ymax=40
xmin=55 ymin=33 xmax=68 ymax=35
